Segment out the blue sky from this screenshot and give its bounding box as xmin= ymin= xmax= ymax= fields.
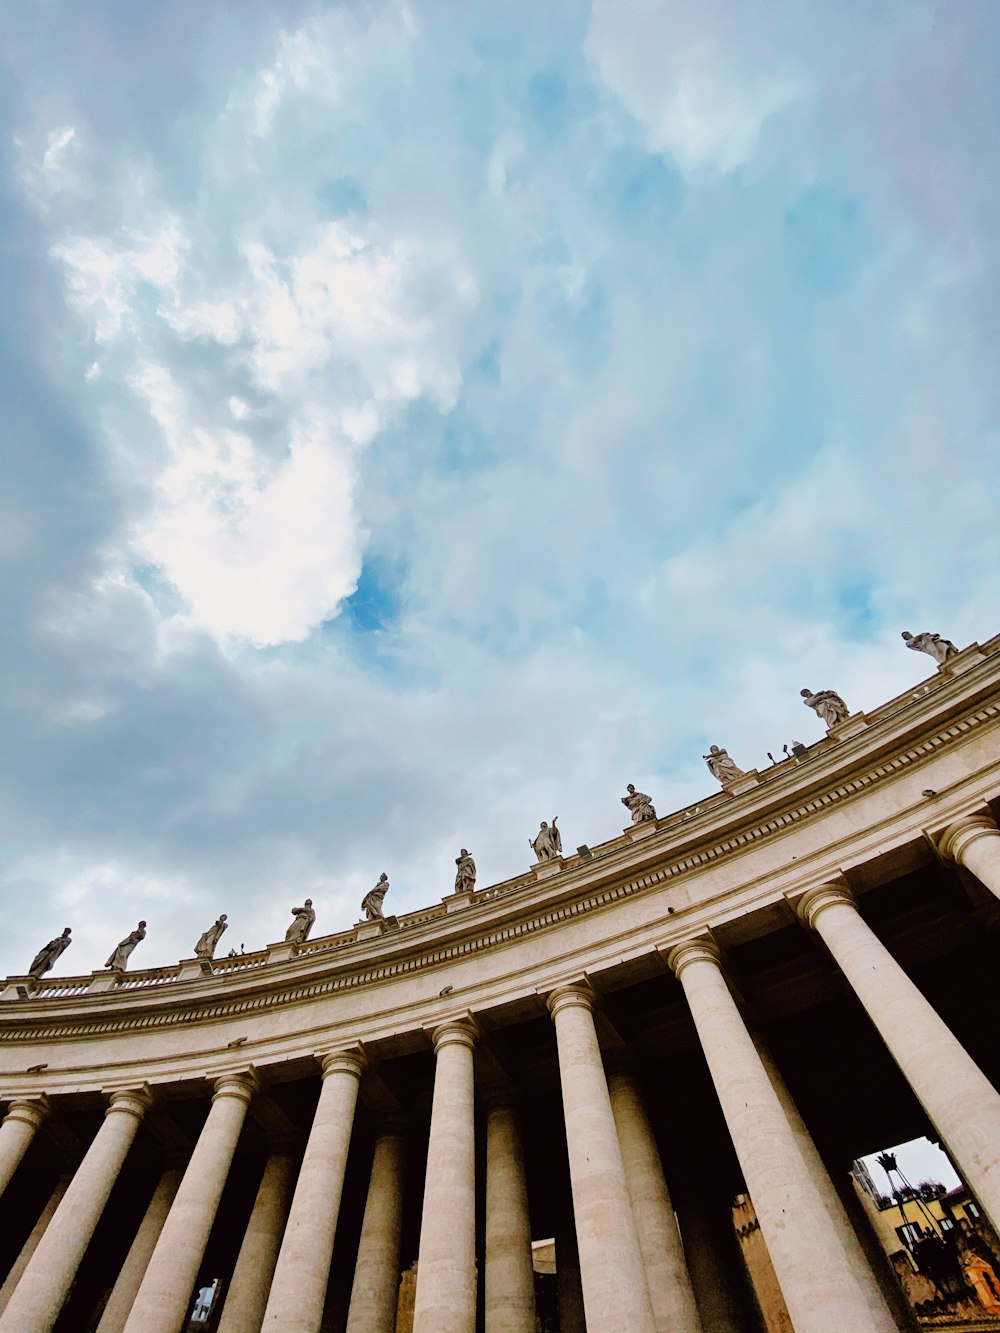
xmin=2 ymin=0 xmax=999 ymax=974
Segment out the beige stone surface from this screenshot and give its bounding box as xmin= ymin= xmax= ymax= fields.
xmin=345 ymin=1128 xmax=406 ymax=1333
xmin=0 ymin=1096 xmax=49 ymax=1199
xmin=96 ymin=1165 xmax=183 ymax=1333
xmin=0 ymin=1174 xmax=69 ymax=1316
xmin=216 ymin=1150 xmax=294 ymax=1333
xmin=484 ymin=1097 xmax=536 ymax=1333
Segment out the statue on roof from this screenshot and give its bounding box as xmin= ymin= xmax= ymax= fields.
xmin=285 ymin=900 xmax=315 ymax=944
xmin=106 ymin=921 xmax=146 ymax=972
xmin=902 ymin=630 xmax=958 ymax=666
xmin=704 ymin=745 xmax=745 ymax=784
xmin=531 ymin=818 xmax=563 ymax=861
xmin=454 ymin=850 xmax=476 ymax=894
xmin=195 ymin=915 xmax=228 ymax=960
xmin=362 ymin=874 xmax=389 ymax=921
xmin=621 ymin=784 xmax=656 ymax=823
xmin=800 ymin=687 xmax=851 ymax=729
xmin=28 ymin=927 xmax=72 ymax=979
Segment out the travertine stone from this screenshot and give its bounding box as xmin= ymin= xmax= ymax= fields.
xmin=667 ymin=940 xmax=896 ymax=1333
xmin=723 ymin=771 xmax=761 ymax=795
xmin=261 ymin=1049 xmax=366 ymax=1333
xmin=412 ymin=1020 xmax=478 ymax=1333
xmin=362 ymin=875 xmax=389 ymax=921
xmin=194 ymin=916 xmax=228 ymax=961
xmin=484 ymin=1096 xmax=536 ymax=1333
xmin=555 ymin=1228 xmax=586 ymax=1333
xmin=938 ymin=812 xmax=1000 ymax=904
xmin=621 ymin=785 xmax=657 ymax=823
xmin=285 ymin=901 xmax=315 ymax=944
xmin=0 ymin=1174 xmax=70 ymax=1315
xmin=0 ymin=1096 xmax=50 ymax=1199
xmin=547 ymin=984 xmax=656 ymax=1333
xmin=531 ymin=819 xmax=562 ymax=861
xmin=105 ymin=923 xmax=146 ymax=972
xmin=95 ymin=1165 xmax=183 ymax=1333
xmin=122 ymin=1072 xmax=257 ymax=1333
xmin=216 ymin=1150 xmax=295 ymax=1333
xmin=751 ymin=1034 xmax=897 ymax=1331
xmin=703 ymin=746 xmax=744 ymax=784
xmin=938 ymin=642 xmax=986 ymax=677
xmin=345 ymin=1126 xmax=406 ymax=1333
xmin=607 ymin=1070 xmax=703 ymax=1333
xmin=827 ymin=712 xmax=869 ymax=741
xmin=800 ymin=687 xmax=850 ymax=729
xmin=454 ymin=850 xmax=477 ymax=894
xmin=902 ymin=629 xmax=958 ymax=666
xmin=0 ymin=1086 xmax=152 ymax=1333
xmin=797 ymin=884 xmax=1000 ymax=1237
xmin=28 ymin=930 xmax=72 ymax=980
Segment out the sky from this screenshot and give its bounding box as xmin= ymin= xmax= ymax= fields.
xmin=2 ymin=0 xmax=1000 ymax=976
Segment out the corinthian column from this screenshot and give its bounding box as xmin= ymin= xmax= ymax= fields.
xmin=938 ymin=813 xmax=1000 ymax=902
xmin=484 ymin=1094 xmax=536 ymax=1333
xmin=96 ymin=1164 xmax=183 ymax=1333
xmin=261 ymin=1048 xmax=366 ymax=1333
xmin=667 ymin=939 xmax=897 ymax=1333
xmin=122 ymin=1071 xmax=257 ymax=1333
xmin=606 ymin=1070 xmax=702 ymax=1333
xmin=345 ymin=1122 xmax=406 ymax=1333
xmin=216 ymin=1149 xmax=295 ymax=1333
xmin=412 ymin=1019 xmax=478 ymax=1333
xmin=547 ymin=984 xmax=656 ymax=1333
xmin=0 ymin=1085 xmax=152 ymax=1333
xmin=0 ymin=1097 xmax=50 ymax=1199
xmin=798 ymin=884 xmax=1000 ymax=1235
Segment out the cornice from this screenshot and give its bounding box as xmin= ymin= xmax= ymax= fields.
xmin=3 ymin=670 xmax=1000 ymax=1046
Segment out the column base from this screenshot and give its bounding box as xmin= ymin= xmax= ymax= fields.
xmin=939 ymin=643 xmax=987 ymax=678
xmin=723 ymin=771 xmax=761 ymax=796
xmin=828 ymin=712 xmax=869 ymax=742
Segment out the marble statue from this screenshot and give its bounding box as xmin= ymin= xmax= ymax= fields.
xmin=194 ymin=914 xmax=228 ymax=960
xmin=285 ymin=900 xmax=315 ymax=944
xmin=361 ymin=874 xmax=390 ymax=921
xmin=454 ymin=849 xmax=476 ymax=894
xmin=621 ymin=784 xmax=656 ymax=823
xmin=800 ymin=688 xmax=851 ymax=729
xmin=902 ymin=630 xmax=958 ymax=666
xmin=531 ymin=818 xmax=563 ymax=861
xmin=28 ymin=927 xmax=72 ymax=979
xmin=105 ymin=921 xmax=147 ymax=972
xmin=703 ymin=745 xmax=745 ymax=784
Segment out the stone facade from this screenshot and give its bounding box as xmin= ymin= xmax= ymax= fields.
xmin=2 ymin=639 xmax=1000 ymax=1332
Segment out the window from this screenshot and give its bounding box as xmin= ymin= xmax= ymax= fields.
xmin=968 ymin=1202 xmax=981 ymax=1219
xmin=896 ymin=1223 xmax=922 ymax=1247
xmin=940 ymin=1218 xmax=955 ymax=1231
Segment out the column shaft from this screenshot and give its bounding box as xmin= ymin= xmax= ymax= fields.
xmin=345 ymin=1129 xmax=406 ymax=1333
xmin=0 ymin=1098 xmax=49 ymax=1199
xmin=122 ymin=1072 xmax=256 ymax=1333
xmin=412 ymin=1021 xmax=478 ymax=1333
xmin=484 ymin=1100 xmax=536 ymax=1333
xmin=607 ymin=1070 xmax=703 ymax=1333
xmin=0 ymin=1174 xmax=70 ymax=1315
xmin=800 ymin=886 xmax=1000 ymax=1237
xmin=261 ymin=1049 xmax=366 ymax=1333
xmin=96 ymin=1165 xmax=183 ymax=1333
xmin=554 ymin=1228 xmax=586 ymax=1333
xmin=0 ymin=1087 xmax=151 ymax=1333
xmin=668 ymin=940 xmax=896 ymax=1333
xmin=548 ymin=985 xmax=656 ymax=1333
xmin=216 ymin=1151 xmax=295 ymax=1333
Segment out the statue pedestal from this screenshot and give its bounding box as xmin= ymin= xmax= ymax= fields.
xmin=940 ymin=643 xmax=987 ymax=678
xmin=444 ymin=891 xmax=475 ymax=913
xmin=828 ymin=712 xmax=869 ymax=742
xmin=355 ymin=918 xmax=389 ymax=941
xmin=178 ymin=958 xmax=213 ymax=981
xmin=0 ymin=975 xmax=38 ymax=1001
xmin=534 ymin=857 xmax=564 ymax=881
xmin=624 ymin=821 xmax=658 ymax=842
xmin=265 ymin=942 xmax=297 ymax=965
xmin=88 ymin=969 xmax=121 ymax=993
xmin=723 ymin=771 xmax=761 ymax=796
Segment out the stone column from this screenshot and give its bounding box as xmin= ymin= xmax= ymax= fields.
xmin=607 ymin=1069 xmax=703 ymax=1333
xmin=122 ymin=1071 xmax=256 ymax=1333
xmin=0 ymin=1085 xmax=152 ymax=1333
xmin=95 ymin=1164 xmax=184 ymax=1333
xmin=412 ymin=1019 xmax=478 ymax=1333
xmin=216 ymin=1149 xmax=295 ymax=1333
xmin=547 ymin=984 xmax=656 ymax=1333
xmin=0 ymin=1174 xmax=70 ymax=1316
xmin=798 ymin=884 xmax=1000 ymax=1236
xmin=0 ymin=1097 xmax=50 ymax=1199
xmin=667 ymin=939 xmax=897 ymax=1333
xmin=483 ymin=1094 xmax=536 ymax=1333
xmin=938 ymin=813 xmax=1000 ymax=902
xmin=672 ymin=1187 xmax=760 ymax=1333
xmin=345 ymin=1123 xmax=406 ymax=1333
xmin=261 ymin=1048 xmax=366 ymax=1333
xmin=554 ymin=1228 xmax=586 ymax=1333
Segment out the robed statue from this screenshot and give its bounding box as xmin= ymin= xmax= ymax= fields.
xmin=195 ymin=914 xmax=228 ymax=960
xmin=703 ymin=745 xmax=745 ymax=784
xmin=106 ymin=921 xmax=147 ymax=972
xmin=902 ymin=630 xmax=958 ymax=666
xmin=361 ymin=874 xmax=390 ymax=921
xmin=531 ymin=818 xmax=563 ymax=861
xmin=621 ymin=785 xmax=656 ymax=823
xmin=285 ymin=900 xmax=316 ymax=944
xmin=28 ymin=927 xmax=72 ymax=979
xmin=800 ymin=688 xmax=851 ymax=729
xmin=454 ymin=850 xmax=476 ymax=894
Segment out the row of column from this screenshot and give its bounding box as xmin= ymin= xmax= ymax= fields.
xmin=3 ymin=809 xmax=1000 ymax=1332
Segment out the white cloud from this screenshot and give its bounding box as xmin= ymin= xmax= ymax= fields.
xmin=585 ymin=0 xmax=803 ymax=173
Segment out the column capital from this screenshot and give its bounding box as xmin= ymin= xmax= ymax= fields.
xmin=664 ymin=936 xmax=721 ymax=979
xmin=545 ymin=980 xmax=597 ymax=1020
xmin=2 ymin=1094 xmax=51 ymax=1131
xmin=936 ymin=811 xmax=999 ymax=864
xmin=319 ymin=1046 xmax=367 ymax=1081
xmin=430 ymin=1017 xmax=479 ymax=1054
xmin=211 ymin=1069 xmax=259 ymax=1104
xmin=794 ymin=882 xmax=857 ymax=930
xmin=105 ymin=1084 xmax=154 ymax=1121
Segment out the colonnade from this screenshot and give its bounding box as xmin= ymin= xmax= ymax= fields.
xmin=2 ymin=811 xmax=1000 ymax=1332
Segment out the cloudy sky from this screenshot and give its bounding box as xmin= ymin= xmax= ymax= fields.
xmin=2 ymin=0 xmax=999 ymax=976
